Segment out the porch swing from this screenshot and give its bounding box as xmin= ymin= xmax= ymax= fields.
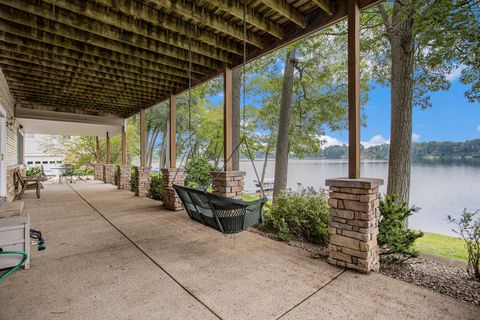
xmin=172 ymin=1 xmax=267 ymax=234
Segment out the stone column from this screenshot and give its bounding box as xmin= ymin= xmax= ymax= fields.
xmin=94 ymin=164 xmax=104 ymax=181
xmin=134 ymin=166 xmax=150 ymax=197
xmin=325 ymin=178 xmax=383 ymax=273
xmin=161 ymin=168 xmax=185 ymax=211
xmin=104 ymin=164 xmax=116 ymax=185
xmin=118 ymin=165 xmax=131 ymax=191
xmin=211 ymin=171 xmax=245 ymax=199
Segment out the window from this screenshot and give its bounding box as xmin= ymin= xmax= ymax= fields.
xmin=35 ymin=161 xmax=40 ymax=164
xmin=27 ymin=161 xmax=33 ymax=165
xmin=57 ymin=161 xmax=63 ymax=164
xmin=42 ymin=161 xmax=48 ymax=164
xmin=49 ymin=161 xmax=55 ymax=164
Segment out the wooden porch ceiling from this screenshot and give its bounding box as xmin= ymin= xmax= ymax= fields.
xmin=0 ymin=0 xmax=380 ymax=118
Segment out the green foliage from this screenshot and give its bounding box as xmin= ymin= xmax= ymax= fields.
xmin=185 ymin=155 xmax=216 ymax=188
xmin=378 ymin=195 xmax=424 ymax=263
xmin=73 ymin=167 xmax=94 ymax=176
xmin=130 ymin=167 xmax=137 ymax=191
xmin=26 ymin=166 xmax=41 ymax=176
xmin=263 ymin=191 xmax=330 ymax=244
xmin=39 ymin=123 xmax=139 ymax=168
xmin=448 ymin=209 xmax=480 ymax=281
xmin=114 ymin=166 xmax=119 ymax=186
xmin=148 ymin=173 xmax=164 ymax=201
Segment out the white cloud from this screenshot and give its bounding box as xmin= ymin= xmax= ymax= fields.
xmin=446 ymin=65 xmax=466 ymax=81
xmin=319 ymin=135 xmax=344 ymax=148
xmin=477 ymin=125 xmax=480 ymax=131
xmin=361 ymin=135 xmax=389 ymax=148
xmin=412 ymin=132 xmax=420 ymax=142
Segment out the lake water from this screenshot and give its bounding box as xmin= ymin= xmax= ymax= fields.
xmin=239 ymin=159 xmax=480 ymax=236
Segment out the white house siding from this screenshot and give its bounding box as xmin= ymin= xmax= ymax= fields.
xmin=1 ymin=70 xmax=23 ymax=202
xmin=0 ymin=70 xmax=18 ymax=167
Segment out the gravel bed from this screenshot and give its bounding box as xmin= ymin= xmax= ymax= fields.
xmin=250 ymin=228 xmax=480 ymax=306
xmin=381 ymin=258 xmax=480 ymax=306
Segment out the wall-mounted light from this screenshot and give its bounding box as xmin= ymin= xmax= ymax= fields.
xmin=6 ymin=117 xmax=17 ymax=130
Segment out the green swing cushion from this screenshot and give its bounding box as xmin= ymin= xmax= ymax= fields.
xmin=173 ymin=185 xmax=267 ymax=234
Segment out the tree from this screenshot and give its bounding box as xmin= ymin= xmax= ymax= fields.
xmin=367 ymin=0 xmax=480 ymax=202
xmin=39 ymin=123 xmax=139 ymax=168
xmin=273 ymin=48 xmax=297 ymax=199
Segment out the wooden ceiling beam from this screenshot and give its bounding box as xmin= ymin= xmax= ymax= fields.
xmin=8 ymin=84 xmax=149 ymax=105
xmin=0 ymin=58 xmax=183 ymax=90
xmin=34 ymin=0 xmax=237 ymax=62
xmin=0 ymin=2 xmax=222 ymax=68
xmin=16 ymin=99 xmax=136 ymax=118
xmin=258 ymin=0 xmax=306 ymax=27
xmin=0 ymin=42 xmax=189 ymax=83
xmin=202 ymin=0 xmax=283 ymax=38
xmin=5 ymin=75 xmax=165 ymax=100
xmin=0 ymin=8 xmax=218 ymax=73
xmin=0 ymin=48 xmax=187 ymax=87
xmin=0 ymin=29 xmax=205 ymax=79
xmin=312 ymin=0 xmax=333 ymax=15
xmin=47 ymin=0 xmax=243 ymax=56
xmin=148 ymin=0 xmax=264 ymax=48
xmin=15 ymin=93 xmax=138 ymax=112
xmin=10 ymin=88 xmax=142 ymax=109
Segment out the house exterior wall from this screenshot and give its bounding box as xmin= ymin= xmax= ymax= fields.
xmin=1 ymin=70 xmax=22 ymax=202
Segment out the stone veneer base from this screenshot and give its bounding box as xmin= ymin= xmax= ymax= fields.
xmin=104 ymin=164 xmax=116 ymax=185
xmin=211 ymin=171 xmax=245 ymax=199
xmin=161 ymin=168 xmax=185 ymax=211
xmin=135 ymin=167 xmax=150 ymax=197
xmin=118 ymin=165 xmax=131 ymax=191
xmin=326 ymin=177 xmax=383 ymax=273
xmin=94 ymin=164 xmax=104 ymax=181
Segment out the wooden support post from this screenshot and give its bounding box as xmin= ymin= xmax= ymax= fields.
xmin=95 ymin=136 xmax=101 ymax=163
xmin=106 ymin=132 xmax=111 ymax=164
xmin=140 ymin=108 xmax=146 ymax=167
xmin=224 ymin=66 xmax=233 ymax=172
xmin=169 ymin=94 xmax=176 ymax=168
xmin=121 ymin=125 xmax=127 ymax=166
xmin=348 ymin=0 xmax=360 ymax=179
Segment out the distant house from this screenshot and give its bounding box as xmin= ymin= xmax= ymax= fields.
xmin=24 ymin=134 xmax=65 ymax=174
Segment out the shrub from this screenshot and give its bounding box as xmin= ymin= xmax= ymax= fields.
xmin=26 ymin=166 xmax=41 ymax=176
xmin=185 ymin=155 xmax=216 ymax=188
xmin=448 ymin=209 xmax=480 ymax=281
xmin=378 ymin=195 xmax=423 ymax=263
xmin=148 ymin=173 xmax=164 ymax=200
xmin=113 ymin=166 xmax=119 ymax=185
xmin=73 ymin=167 xmax=94 ymax=176
xmin=130 ymin=167 xmax=137 ymax=191
xmin=264 ymin=190 xmax=330 ymax=244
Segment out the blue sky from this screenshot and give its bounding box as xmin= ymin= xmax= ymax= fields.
xmin=327 ymin=78 xmax=480 ymax=146
xmin=208 ymin=75 xmax=479 ymax=146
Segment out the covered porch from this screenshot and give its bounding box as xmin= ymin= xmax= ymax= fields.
xmin=2 ymin=181 xmax=477 ymax=320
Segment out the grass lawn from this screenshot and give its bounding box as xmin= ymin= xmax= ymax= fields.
xmin=415 ymin=232 xmax=468 ymax=262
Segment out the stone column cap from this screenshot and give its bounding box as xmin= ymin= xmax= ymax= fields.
xmin=326 ymin=177 xmax=384 ymax=189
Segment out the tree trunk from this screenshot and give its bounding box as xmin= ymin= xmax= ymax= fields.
xmin=386 ymin=1 xmax=415 ymax=204
xmin=261 ymin=133 xmax=274 ymax=185
xmin=147 ymin=129 xmax=159 ymax=167
xmin=232 ymin=68 xmax=242 ymax=171
xmin=273 ymin=49 xmax=296 ymax=200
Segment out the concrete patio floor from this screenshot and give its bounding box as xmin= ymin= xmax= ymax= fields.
xmin=1 ymin=182 xmax=478 ymax=320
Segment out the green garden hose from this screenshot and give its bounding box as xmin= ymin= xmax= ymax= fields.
xmin=0 ymin=250 xmax=28 ymax=281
